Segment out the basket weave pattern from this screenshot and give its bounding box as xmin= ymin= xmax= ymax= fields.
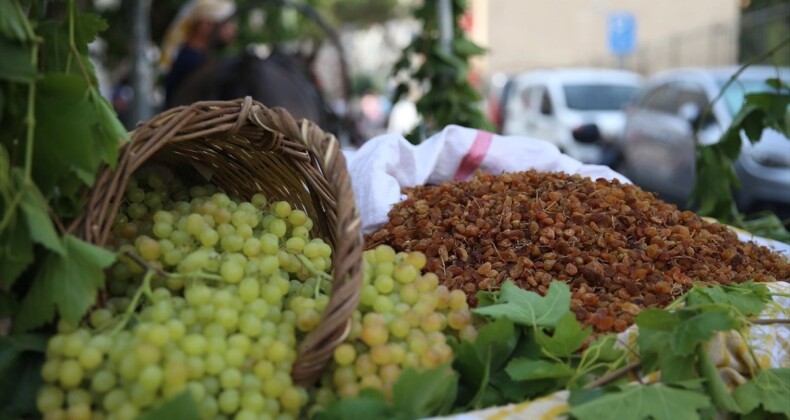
xmin=68 ymin=97 xmax=363 ymax=386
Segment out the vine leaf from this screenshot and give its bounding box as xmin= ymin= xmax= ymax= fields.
xmin=0 ymin=36 xmax=36 ymax=83
xmin=685 ymin=282 xmax=770 ymax=317
xmin=733 ymin=368 xmax=790 ymax=416
xmin=569 ymin=383 xmax=711 ymax=420
xmin=392 ymin=365 xmax=458 ymax=418
xmin=473 ymin=280 xmax=570 ymax=327
xmin=14 ymin=235 xmax=115 ymax=332
xmin=33 ymin=74 xmax=122 ymax=197
xmin=138 ymin=391 xmax=200 ymax=420
xmin=535 ymin=311 xmax=592 ymax=357
xmin=0 ymin=0 xmax=31 ymax=41
xmin=0 ymin=214 xmax=34 ymax=289
xmin=20 ymin=178 xmax=65 ymax=255
xmin=505 ymin=358 xmax=574 ymax=381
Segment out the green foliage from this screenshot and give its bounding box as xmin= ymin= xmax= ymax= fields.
xmin=316 ymin=364 xmax=459 ymax=420
xmin=138 ymin=391 xmax=201 ymax=420
xmin=732 ymin=368 xmax=790 ymax=416
xmin=569 ymin=383 xmax=712 ymax=420
xmin=473 ymin=280 xmax=570 ymax=327
xmin=691 ymin=37 xmax=790 ymax=243
xmin=0 ymin=0 xmax=124 ymax=345
xmin=391 ymin=0 xmax=492 ymax=143
xmin=0 ymin=334 xmax=47 ymax=419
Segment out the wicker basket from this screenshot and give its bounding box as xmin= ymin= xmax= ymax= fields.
xmin=67 ymin=97 xmax=363 ymax=386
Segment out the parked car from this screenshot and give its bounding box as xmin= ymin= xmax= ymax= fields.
xmin=500 ymin=68 xmax=644 ymax=164
xmin=619 ymin=66 xmax=790 ymax=211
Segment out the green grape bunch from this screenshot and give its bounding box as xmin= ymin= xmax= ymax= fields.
xmin=37 ymin=169 xmax=333 ymax=420
xmin=310 ymin=245 xmax=478 ymax=412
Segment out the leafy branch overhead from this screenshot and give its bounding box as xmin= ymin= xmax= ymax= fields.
xmin=0 ymin=0 xmax=126 ymax=334
xmin=391 ymin=0 xmax=492 ymax=143
xmin=691 ymin=36 xmax=790 ymax=243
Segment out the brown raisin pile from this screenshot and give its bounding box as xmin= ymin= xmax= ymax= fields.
xmin=365 ymin=171 xmax=790 ymax=332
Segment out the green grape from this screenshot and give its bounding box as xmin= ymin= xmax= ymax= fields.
xmin=138 ymin=365 xmax=164 ymax=392
xmin=219 ymin=389 xmax=241 ymax=414
xmin=272 ymin=201 xmax=292 ymax=218
xmin=291 ymin=226 xmax=310 ymax=240
xmin=78 ymin=347 xmax=103 ymax=370
xmin=333 ymin=344 xmax=356 ymax=366
xmin=220 ymin=260 xmax=245 ymax=283
xmin=91 ymin=370 xmax=117 ymax=394
xmin=57 ymin=360 xmax=83 ymax=389
xmin=285 ymin=237 xmax=305 ymax=254
xmin=268 ymin=219 xmax=287 ymax=238
xmin=221 ymin=235 xmax=244 ymax=253
xmin=127 ymin=203 xmax=148 ymax=220
xmin=36 ymin=385 xmax=64 ymax=413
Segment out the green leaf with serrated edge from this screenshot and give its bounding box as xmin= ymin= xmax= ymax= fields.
xmin=733 ymin=368 xmax=790 ymax=415
xmin=138 ymin=391 xmax=200 ymax=420
xmin=452 ymin=318 xmax=518 ymax=409
xmin=685 ymin=282 xmax=770 ymax=317
xmin=637 ymin=329 xmax=696 ymax=383
xmin=473 ymin=280 xmax=571 ymax=327
xmin=0 ymin=216 xmax=34 ymax=288
xmin=392 ymin=364 xmax=458 ymax=418
xmin=20 ymin=179 xmax=65 ymax=255
xmin=490 ymin=369 xmax=556 ymax=402
xmin=506 ymin=359 xmax=574 ymax=381
xmin=89 ymin=88 xmax=125 ymax=167
xmin=14 ymin=235 xmax=115 ymax=332
xmin=568 ymin=387 xmax=609 ymax=407
xmin=535 ymin=312 xmax=592 ymax=357
xmin=583 ymin=334 xmax=624 ymax=363
xmin=636 ymin=308 xmax=681 ymax=331
xmin=33 ymin=74 xmax=117 ymax=196
xmin=569 ymin=383 xmax=711 ymax=420
xmin=315 ymin=389 xmax=397 ymax=420
xmin=0 ymin=36 xmax=36 ymax=83
xmin=671 ymin=309 xmax=740 ymax=356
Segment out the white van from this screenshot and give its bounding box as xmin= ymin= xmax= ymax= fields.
xmin=501 ymin=68 xmax=644 ymax=164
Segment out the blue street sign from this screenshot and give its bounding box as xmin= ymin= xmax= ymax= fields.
xmin=608 ymin=12 xmax=636 ymax=56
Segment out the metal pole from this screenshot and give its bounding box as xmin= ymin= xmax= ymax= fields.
xmin=131 ymin=0 xmax=153 ymax=124
xmin=438 ymin=0 xmax=453 ymax=54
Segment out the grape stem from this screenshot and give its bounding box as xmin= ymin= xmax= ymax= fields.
xmin=110 ymin=269 xmax=154 ymax=335
xmin=750 ymin=319 xmax=790 ymax=325
xmin=120 ymin=250 xmax=168 ymax=277
xmin=583 ymin=360 xmax=643 ymax=389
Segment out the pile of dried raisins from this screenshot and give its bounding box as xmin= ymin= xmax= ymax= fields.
xmin=365 ymin=171 xmax=790 ymax=332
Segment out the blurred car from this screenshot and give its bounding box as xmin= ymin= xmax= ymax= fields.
xmin=619 ymin=65 xmax=790 ymax=211
xmin=500 ymin=68 xmax=644 ymax=163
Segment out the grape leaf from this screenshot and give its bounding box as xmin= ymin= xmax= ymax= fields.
xmin=637 ymin=329 xmax=696 ymax=384
xmin=670 ymin=309 xmax=740 ymax=356
xmin=569 ymin=383 xmax=711 ymax=420
xmin=535 ymin=312 xmax=592 ymax=357
xmin=733 ymin=368 xmax=790 ymax=416
xmin=583 ymin=334 xmax=625 ymax=363
xmin=14 ymin=235 xmax=115 ymax=332
xmin=0 ymin=215 xmax=34 ymax=288
xmin=505 ymin=358 xmax=574 ymax=381
xmin=33 ymin=74 xmax=121 ymax=196
xmin=685 ymin=282 xmax=770 ymax=317
xmin=392 ymin=364 xmax=458 ymax=418
xmin=20 ymin=178 xmax=65 ymax=255
xmin=452 ymin=318 xmax=518 ymax=409
xmin=473 ymin=280 xmax=570 ymax=327
xmin=315 ymin=389 xmax=397 ymax=420
xmin=138 ymin=391 xmax=200 ymax=420
xmin=0 ymin=36 xmax=36 ymax=83
xmin=0 ymin=334 xmax=46 ymax=419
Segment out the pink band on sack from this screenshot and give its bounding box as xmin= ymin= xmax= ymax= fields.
xmin=454 ymin=130 xmax=493 ymax=181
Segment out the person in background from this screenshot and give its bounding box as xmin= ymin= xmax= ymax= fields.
xmin=160 ymin=0 xmax=237 ymax=108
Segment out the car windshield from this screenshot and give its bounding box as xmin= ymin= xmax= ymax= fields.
xmin=562 ymin=84 xmax=641 ymax=111
xmin=719 ymin=77 xmax=790 ymax=116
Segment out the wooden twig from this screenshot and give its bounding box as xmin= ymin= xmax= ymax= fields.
xmin=584 ymin=361 xmax=643 ymax=389
xmin=750 ymin=319 xmax=790 ymax=325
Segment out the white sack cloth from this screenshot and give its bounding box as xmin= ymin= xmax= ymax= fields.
xmin=343 ymin=125 xmax=790 ymax=258
xmin=345 ymin=125 xmax=629 ymax=235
